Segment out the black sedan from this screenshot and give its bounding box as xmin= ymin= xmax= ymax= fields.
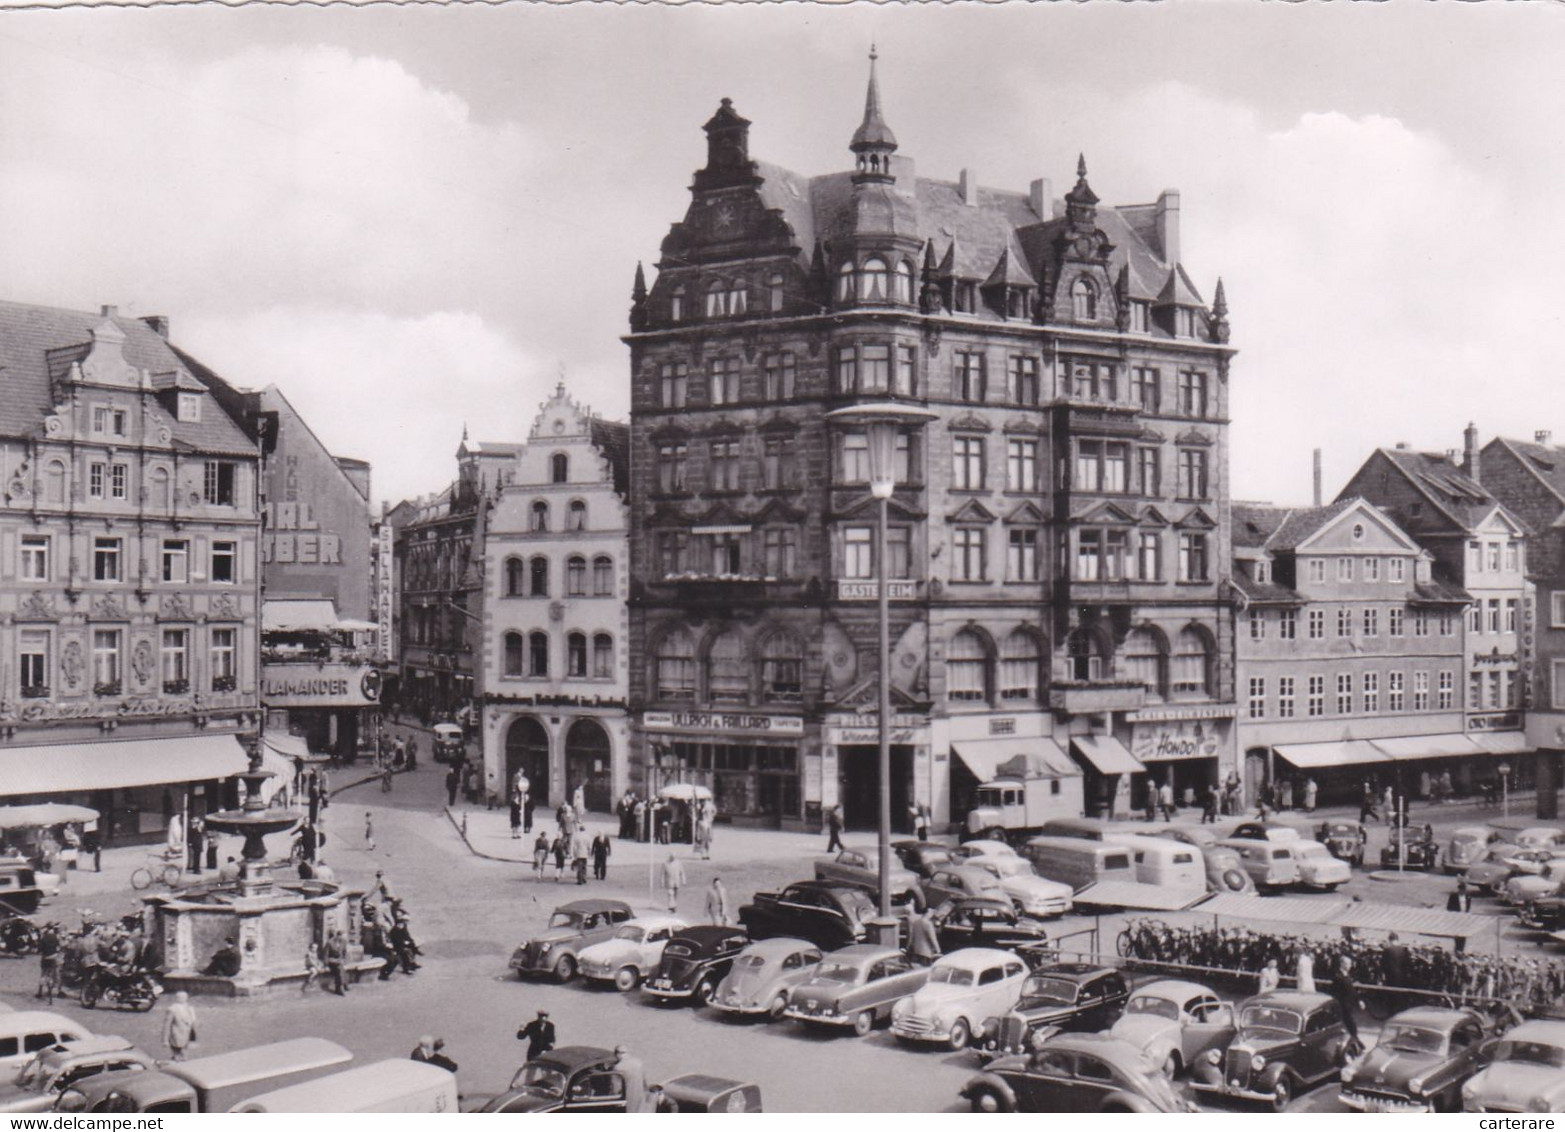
xmin=642 ymin=926 xmax=750 ymax=1007
xmin=1314 ymin=822 xmax=1367 ymax=868
xmin=1339 ymin=1007 xmax=1493 ymax=1112
xmin=474 ymin=1047 xmax=627 ymax=1113
xmin=961 ymin=1033 xmax=1189 ymax=1113
xmin=975 ymin=963 xmax=1129 ymax=1059
xmin=739 ymin=881 xmax=881 ymax=951
xmin=891 ymin=840 xmax=956 ymax=879
xmin=935 ymin=897 xmax=1049 ymax=952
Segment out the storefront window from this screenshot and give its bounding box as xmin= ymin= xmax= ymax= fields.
xmin=707 ymin=631 xmax=750 ymax=704
xmin=662 ymin=741 xmax=800 ymax=819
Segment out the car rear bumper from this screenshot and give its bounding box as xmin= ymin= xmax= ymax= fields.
xmin=784 ymin=1006 xmax=850 ymax=1026
xmin=1340 ymin=1090 xmax=1431 ymax=1113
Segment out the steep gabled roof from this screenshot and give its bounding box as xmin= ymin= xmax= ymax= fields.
xmin=1268 ymin=497 xmax=1362 ymax=550
xmin=1489 ymin=436 xmax=1565 ymax=507
xmin=1231 ymin=503 xmax=1290 ymax=550
xmin=1373 ymin=447 xmax=1499 ymax=533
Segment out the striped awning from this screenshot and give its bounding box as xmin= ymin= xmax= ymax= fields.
xmin=0 ymin=734 xmax=250 ymax=798
xmin=1070 ymin=735 xmax=1143 ymax=776
xmin=1273 ymin=740 xmax=1389 ymax=769
xmin=1073 ymin=881 xmax=1207 ymax=912
xmin=1371 ymin=734 xmax=1484 ymax=761
xmin=1470 ymin=731 xmax=1529 ymax=755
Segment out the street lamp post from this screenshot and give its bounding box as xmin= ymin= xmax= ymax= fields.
xmin=824 ymin=404 xmax=936 ymax=925
xmin=1499 ymin=762 xmax=1511 ymax=820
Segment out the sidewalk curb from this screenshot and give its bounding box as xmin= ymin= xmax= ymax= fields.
xmin=442 ymin=805 xmax=523 ymax=865
xmin=329 ymin=766 xmax=414 ymax=800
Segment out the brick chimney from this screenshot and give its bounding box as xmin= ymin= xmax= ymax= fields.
xmin=100 ymin=305 xmax=118 ymax=317
xmin=1463 ymin=422 xmax=1481 ymax=482
xmin=959 ymin=168 xmax=979 ymax=207
xmin=1030 ymin=178 xmax=1053 ymax=221
xmin=1312 ymin=449 xmax=1322 ymax=508
xmin=1537 ymin=430 xmax=1554 ymax=446
xmin=1155 ymin=189 xmax=1181 ymax=265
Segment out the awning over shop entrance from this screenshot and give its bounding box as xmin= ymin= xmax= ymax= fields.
xmin=1070 ymin=735 xmax=1143 ymax=776
xmin=0 ymin=734 xmax=251 ymax=798
xmin=954 ymin=738 xmax=1076 ymax=783
xmin=1370 ymin=734 xmax=1484 ymax=761
xmin=0 ymin=803 xmax=100 ymax=831
xmin=262 ymin=732 xmax=313 ymax=761
xmin=1272 ymin=740 xmax=1388 ymax=770
xmin=1469 ymin=731 xmax=1529 ymax=755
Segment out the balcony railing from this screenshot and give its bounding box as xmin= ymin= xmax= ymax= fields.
xmin=93 ymin=680 xmax=122 ymax=698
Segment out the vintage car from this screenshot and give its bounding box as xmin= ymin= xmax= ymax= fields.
xmin=1339 ymin=1007 xmax=1492 ymax=1112
xmin=642 ymin=926 xmax=750 ymax=1007
xmin=1446 ymin=827 xmax=1506 ymax=875
xmin=1151 ymin=826 xmax=1253 ymax=892
xmin=508 ymin=899 xmax=635 ymax=982
xmin=474 ymin=1047 xmax=628 ymax=1113
xmin=0 ymin=1013 xmax=91 ymax=1073
xmin=934 ymin=897 xmax=1050 ymax=952
xmin=658 ymin=1075 xmax=762 ymax=1113
xmin=968 ymin=856 xmax=1073 ymax=918
xmin=920 ymin=865 xmax=1008 ymax=909
xmin=0 ymin=1036 xmax=156 ymax=1114
xmin=0 ymin=865 xmax=45 ymax=917
xmin=1190 ymin=991 xmax=1359 ymax=1111
xmin=1502 ymin=863 xmax=1565 ymax=908
xmin=710 ymin=937 xmax=822 ymax=1020
xmin=1499 ymin=847 xmax=1565 ymax=878
xmin=1519 ymin=895 xmax=1565 ymax=933
xmin=431 ymin=721 xmax=466 ymax=764
xmin=1465 ymin=856 xmax=1525 ymax=895
xmin=783 ymin=945 xmax=929 ymax=1036
xmin=812 ymin=847 xmax=921 ymax=906
xmin=1381 ymin=825 xmax=1441 ymax=870
xmin=948 ymin=839 xmax=1019 ymax=864
xmin=1515 ymin=827 xmax=1565 ymax=851
xmin=960 ymin=1033 xmax=1190 ymax=1113
xmin=1230 ymin=821 xmax=1302 ymax=843
xmin=975 ymin=964 xmax=1130 ymax=1060
xmin=1291 ymin=840 xmax=1352 ymax=890
xmin=738 ymin=881 xmax=882 ymax=951
xmin=575 ymin=915 xmax=689 ymax=991
xmin=891 ymin=841 xmax=955 ymax=879
xmin=1314 ymin=822 xmax=1367 ymax=868
xmin=890 ymin=948 xmax=1030 ymax=1051
xmin=1461 ymin=1019 xmax=1565 ymax=1113
xmin=1106 ymin=979 xmax=1235 ymax=1078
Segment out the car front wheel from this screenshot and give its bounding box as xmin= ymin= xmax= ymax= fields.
xmin=695 ymin=976 xmax=717 ymax=1006
xmin=552 ymin=954 xmax=576 ymax=983
xmin=1270 ymin=1074 xmax=1293 ymax=1112
xmin=767 ymin=993 xmax=789 ymax=1020
xmin=968 ymin=1085 xmax=1012 ymax=1113
xmin=614 ymin=966 xmax=639 ymax=992
xmin=853 ymin=1010 xmax=875 ymax=1037
xmin=948 ymin=1018 xmax=972 ymax=1052
xmin=1161 ymin=1050 xmax=1181 ymax=1079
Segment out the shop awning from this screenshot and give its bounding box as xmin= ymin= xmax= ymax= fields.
xmin=1371 ymin=734 xmax=1484 ymax=761
xmin=262 ymin=599 xmax=340 ymax=633
xmin=0 ymin=803 xmax=100 ymax=831
xmin=1273 ymin=740 xmax=1389 ymax=770
xmin=0 ymin=734 xmax=251 ymax=798
xmin=256 ymin=748 xmax=295 ymax=806
xmin=955 ymin=738 xmax=1077 ymax=783
xmin=262 ymin=732 xmax=312 ymax=761
xmin=1470 ymin=731 xmax=1529 ymax=755
xmin=1176 ymin=893 xmax=1493 ymax=944
xmin=1333 ymin=903 xmax=1498 ymax=943
xmin=1070 ymin=735 xmax=1143 ymax=776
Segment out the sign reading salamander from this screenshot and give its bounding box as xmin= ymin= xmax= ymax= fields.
xmin=261 ymin=662 xmax=381 ymax=707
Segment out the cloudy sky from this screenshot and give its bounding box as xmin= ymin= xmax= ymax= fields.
xmin=2 ymin=3 xmax=1563 ymax=509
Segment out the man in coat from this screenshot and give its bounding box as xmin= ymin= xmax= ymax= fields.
xmin=517 ymin=1010 xmax=556 ymax=1061
xmin=323 ymin=928 xmax=350 ymax=995
xmin=614 ymin=1045 xmax=651 ymax=1113
xmin=704 ymin=877 xmax=729 ymax=926
xmin=591 ymin=833 xmax=612 ymax=881
xmin=825 ymin=804 xmax=845 ymax=853
xmin=661 ymin=852 xmax=686 ymax=913
xmin=164 ymin=990 xmax=198 ymax=1061
xmin=571 ymin=825 xmax=592 ymax=885
xmin=908 ymin=908 xmax=941 ymax=966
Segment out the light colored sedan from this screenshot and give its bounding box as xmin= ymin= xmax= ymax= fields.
xmin=1503 ymin=862 xmax=1565 ymax=906
xmin=711 ymin=937 xmax=822 ymax=1019
xmin=1291 ymin=840 xmax=1351 ymax=891
xmin=785 ymin=945 xmax=929 ymax=1036
xmin=921 ymin=865 xmax=1007 ymax=910
xmin=575 ymin=915 xmax=689 ymax=991
xmin=970 ymin=856 xmax=1073 ymax=919
xmin=1108 ymin=979 xmax=1235 ymax=1078
xmin=950 ymin=840 xmax=1019 ymax=865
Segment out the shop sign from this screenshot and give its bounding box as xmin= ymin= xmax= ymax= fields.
xmin=1467 ymin=712 xmax=1522 ymax=732
xmin=1127 ymin=704 xmax=1238 ymax=723
xmin=643 ymin=711 xmax=803 ymax=735
xmin=3 ymin=693 xmax=249 ymax=724
xmin=825 ymin=712 xmax=924 ymax=730
xmin=827 ymin=729 xmax=921 ymax=745
xmin=1131 ymin=720 xmax=1223 ymax=763
xmin=833 ymin=580 xmax=917 ymax=601
xmin=377 ymin=523 xmax=395 ymax=663
xmin=262 ymin=663 xmax=381 ymax=707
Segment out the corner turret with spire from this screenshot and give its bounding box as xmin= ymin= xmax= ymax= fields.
xmin=851 ymin=45 xmax=898 ymax=184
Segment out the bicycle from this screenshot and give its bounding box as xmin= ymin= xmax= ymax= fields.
xmin=129 ymin=854 xmax=184 ymax=891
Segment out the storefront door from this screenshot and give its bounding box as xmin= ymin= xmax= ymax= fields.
xmin=840 ymin=745 xmax=913 ymax=833
xmin=505 ymin=716 xmax=550 ymax=803
xmin=565 ymin=719 xmax=613 ymax=814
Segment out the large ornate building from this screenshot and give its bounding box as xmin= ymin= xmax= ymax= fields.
xmin=624 ymin=59 xmax=1239 ymax=830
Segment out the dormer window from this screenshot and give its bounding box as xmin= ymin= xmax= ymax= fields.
xmin=1130 ymin=302 xmax=1150 ymax=333
xmin=837 ymin=262 xmax=856 ymax=303
xmin=177 ymin=393 xmax=201 ymax=423
xmin=895 ymin=260 xmax=915 ymax=304
xmin=861 ymin=257 xmax=889 ymax=301
xmin=767 ymin=272 xmax=785 ymax=313
xmin=1175 ymin=308 xmax=1197 ymax=338
xmin=1071 ymin=278 xmax=1098 ymax=320
xmin=1255 ymin=560 xmax=1271 ymax=583
xmin=954 ymin=282 xmax=977 ymax=313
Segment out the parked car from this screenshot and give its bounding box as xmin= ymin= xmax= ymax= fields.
xmin=967 ymin=856 xmax=1073 ymax=919
xmin=948 ymin=839 xmax=1018 ymax=865
xmin=1519 ymin=895 xmax=1565 ymax=933
xmin=575 ymin=915 xmax=689 ymax=991
xmin=813 ymin=847 xmax=921 ymax=905
xmin=1380 ymin=825 xmax=1442 ymax=870
xmin=1314 ymin=822 xmax=1367 ymax=868
xmin=1107 ymin=979 xmax=1235 ymax=1078
xmin=783 ymin=944 xmax=929 ymax=1037
xmin=1189 ymin=992 xmax=1359 ymax=1111
xmin=0 ymin=1036 xmax=156 ymax=1114
xmin=921 ymin=865 xmax=1007 ymax=909
xmin=1515 ymin=827 xmax=1565 ymax=851
xmin=961 ymin=1033 xmax=1190 ymax=1113
xmin=431 ymin=722 xmax=465 ymax=764
xmin=1502 ymin=863 xmax=1565 ymax=908
xmin=0 ymin=1013 xmax=90 ymax=1073
xmin=890 ymin=948 xmax=1030 ymax=1052
xmin=1498 ymin=848 xmax=1565 ymax=879
xmin=710 ymin=937 xmax=822 ymax=1020
xmin=975 ymin=964 xmax=1130 ymax=1060
xmin=1230 ymin=821 xmax=1302 ymax=843
xmin=0 ymin=865 xmax=46 ymax=917
xmin=891 ymin=841 xmax=955 ymax=879
xmin=1152 ymin=826 xmax=1253 ymax=892
xmin=657 ymin=1075 xmax=763 ymax=1113
xmin=1461 ymin=1019 xmax=1565 ymax=1113
xmin=643 ymin=926 xmax=750 ymax=1007
xmin=738 ymin=882 xmax=881 ymax=951
xmin=1291 ymin=840 xmax=1352 ymax=890
xmin=1340 ymin=1006 xmax=1492 ymax=1112
xmin=1218 ymin=838 xmax=1300 ymax=893
xmin=934 ymin=897 xmax=1050 ymax=952
xmin=508 ymin=899 xmax=635 ymax=982
xmin=1465 ymin=856 xmax=1525 ymax=895
xmin=474 ymin=1047 xmax=626 ymax=1113
xmin=1446 ymin=827 xmax=1506 ymax=875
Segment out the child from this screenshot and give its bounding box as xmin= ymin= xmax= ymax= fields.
xmin=364 ymin=811 xmax=375 ymax=853
xmin=533 ymin=831 xmax=549 ymax=880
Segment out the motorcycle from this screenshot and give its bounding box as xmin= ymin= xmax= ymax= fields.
xmin=80 ymin=966 xmax=162 ymax=1012
xmin=0 ymin=915 xmax=40 ymax=957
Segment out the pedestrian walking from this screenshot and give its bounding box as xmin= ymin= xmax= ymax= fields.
xmin=552 ymin=834 xmax=568 ymax=882
xmin=1382 ymin=932 xmax=1409 ymax=988
xmin=389 ymin=915 xmax=422 ymax=974
xmin=523 ymin=792 xmax=534 ymax=834
xmin=661 ymin=852 xmax=686 ymax=912
xmin=516 ymin=1010 xmax=556 ymax=1061
xmin=1330 ymin=953 xmax=1360 ymax=1041
xmin=1382 ymin=783 xmax=1396 ymax=826
xmin=572 ymin=783 xmax=586 ymax=817
xmin=445 ymin=767 xmax=460 ymax=808
xmin=1144 ymin=788 xmax=1158 ymax=823
xmin=83 ymin=826 xmax=101 ymax=872
xmin=1158 ymin=780 xmax=1175 ymax=822
xmin=1304 ymin=776 xmax=1318 ymax=813
xmin=908 ymin=907 xmax=941 ymax=966
xmin=1202 ymin=784 xmax=1219 ymax=824
xmin=825 ymin=804 xmax=845 ymax=852
xmin=1360 ymin=781 xmax=1380 ymax=824
xmin=704 ymin=877 xmax=729 ymax=925
xmin=571 ymin=825 xmax=591 ymax=885
xmin=164 ymin=991 xmax=198 ymax=1061
xmin=1257 ymin=957 xmax=1281 ymax=994
xmin=324 ymin=928 xmax=350 ymax=995
xmin=614 ymin=1045 xmax=651 ymax=1114
xmin=35 ymin=922 xmax=60 ymax=1004
xmin=364 ymin=811 xmax=376 ymax=852
xmin=509 ymin=794 xmax=523 ymax=840
xmin=1447 ymin=877 xmax=1472 ymax=912
xmin=407 ymin=735 xmax=418 ymax=769
xmin=591 ymin=833 xmax=612 ymax=881
xmin=380 ymin=762 xmax=394 ymax=793
xmin=1295 ymin=949 xmax=1316 ymax=995
xmin=533 ymin=831 xmax=550 ymax=880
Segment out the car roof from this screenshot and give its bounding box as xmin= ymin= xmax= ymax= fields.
xmin=1243 ymin=991 xmax=1334 ymax=1011
xmin=946 ymin=895 xmax=1013 ymax=911
xmin=892 ymin=840 xmax=949 ymax=852
xmin=45 ymin=1035 xmax=135 ymax=1058
xmin=1452 ymin=826 xmax=1492 ymax=837
xmin=1 ymin=1011 xmax=86 ymax=1032
xmin=816 ymin=944 xmax=899 ymax=965
xmin=532 ymin=1046 xmax=616 ymax=1073
xmin=1130 ymin=979 xmax=1214 ymax=1000
xmin=556 ymin=899 xmax=632 ymax=915
xmin=739 ymin=936 xmax=817 ymax=957
xmin=1502 ymin=1020 xmax=1565 ymax=1043
xmin=1031 ymin=963 xmax=1116 ymax=981
xmin=939 ymin=947 xmax=1024 ymax=969
xmin=621 ymin=915 xmax=687 ymax=931
xmin=672 ymin=925 xmax=748 ymax=944
xmin=1387 ymin=1006 xmax=1478 ymax=1030
xmin=958 ymin=839 xmax=1016 ymax=854
xmin=1039 ymin=1032 xmax=1147 ymax=1061
xmin=784 ymin=880 xmax=864 ymax=898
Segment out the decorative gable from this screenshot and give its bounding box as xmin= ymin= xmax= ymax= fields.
xmin=948 ymin=498 xmax=997 ymax=524
xmin=1175 ymin=506 xmax=1218 ymax=530
xmin=1138 ymin=505 xmax=1172 ymax=527
xmin=1075 ymin=499 xmax=1138 ymax=525
xmin=946 ymin=412 xmax=992 ymax=434
xmin=78 ymin=319 xmax=142 ymax=388
xmin=1004 ymin=501 xmax=1047 ymax=525
xmin=1175 ymin=427 xmax=1215 ymax=447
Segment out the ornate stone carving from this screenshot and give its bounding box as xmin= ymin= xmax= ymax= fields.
xmin=91 ymin=594 xmax=128 ymax=621
xmin=131 ymin=639 xmax=155 ymax=685
xmin=160 ymin=593 xmax=193 ymax=621
xmin=16 ymin=591 xmax=58 ymax=621
xmin=210 ymin=593 xmax=241 ymax=620
xmin=6 ymin=459 xmax=32 ymax=504
xmin=60 ymin=640 xmax=83 ymax=688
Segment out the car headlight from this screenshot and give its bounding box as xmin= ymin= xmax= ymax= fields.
xmin=57 ymin=1089 xmax=87 ymax=1113
xmin=539 ymin=942 xmax=553 ymax=955
xmin=1407 ymin=1076 xmax=1426 ymax=1096
xmin=1530 ymin=1097 xmax=1553 ymax=1113
xmin=1205 ymin=1049 xmax=1221 ymax=1065
xmin=1340 ymin=1066 xmax=1354 ymax=1084
xmin=892 ymin=999 xmax=909 ymax=1019
xmin=1251 ymin=1054 xmax=1266 ymax=1072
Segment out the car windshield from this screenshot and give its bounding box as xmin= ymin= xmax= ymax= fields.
xmin=1023 ymin=977 xmax=1078 ymax=1004
xmin=1296 ymin=844 xmax=1330 ymax=860
xmin=1493 ymin=1040 xmax=1565 ymax=1068
xmin=1379 ymin=1025 xmax=1447 ymax=1055
xmin=664 ymin=942 xmax=695 ymax=957
xmin=1240 ymin=1005 xmax=1303 ymax=1034
xmin=1126 ymin=995 xmax=1180 ymax=1020
xmin=734 ymin=954 xmax=767 ymax=970
xmin=812 ymin=962 xmax=861 ymax=984
xmin=986 ymin=858 xmax=1032 ymax=879
xmin=515 ymin=1065 xmax=568 ymax=1097
xmin=547 ymin=911 xmax=584 ymax=930
xmin=612 ymin=925 xmax=646 ymax=942
xmin=930 ymin=966 xmax=975 ymax=987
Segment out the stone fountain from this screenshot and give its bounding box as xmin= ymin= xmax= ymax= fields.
xmin=144 ymin=745 xmax=367 ymax=996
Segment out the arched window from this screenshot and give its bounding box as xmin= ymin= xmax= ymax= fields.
xmin=861 ymin=257 xmax=889 ymax=302
xmin=707 ymin=630 xmax=750 ymax=704
xmin=1071 ymin=277 xmax=1097 ymax=320
xmin=768 ymin=272 xmax=785 ymax=313
xmin=505 ymin=556 xmax=526 ymax=597
xmin=567 ymin=499 xmax=587 ymax=531
xmin=566 ymin=555 xmax=586 ymax=596
xmin=42 ymin=460 xmax=65 ymax=506
xmin=530 ymin=500 xmax=549 ymax=532
xmin=1172 ymin=628 xmax=1210 ymax=696
xmin=592 ymin=555 xmax=614 ymax=596
xmin=592 ymin=633 xmax=614 ymax=679
xmin=528 ymin=631 xmax=550 ymax=677
xmin=999 ymin=630 xmax=1042 ymax=701
xmin=567 ymin=631 xmax=588 ymax=678
xmin=670 ymin=285 xmax=685 ymax=322
xmin=727 ymin=280 xmax=748 ymax=316
xmin=149 ymin=466 xmax=171 ymax=509
xmin=551 ymin=454 xmax=569 ymax=484
xmin=760 ymin=631 xmax=804 ymax=703
xmin=1066 ymin=626 xmax=1108 ymax=682
xmin=503 ymin=631 xmax=525 ymax=677
xmin=895 ymin=260 xmax=916 ymax=304
xmin=947 ymin=630 xmax=989 ymax=702
xmin=529 ymin=556 xmax=549 ymax=597
xmin=706 ymin=279 xmax=726 ymax=318
xmin=1123 ymin=628 xmax=1166 ymax=698
xmin=655 ymin=628 xmax=696 ymax=701
xmin=837 ymin=261 xmax=856 ymax=303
